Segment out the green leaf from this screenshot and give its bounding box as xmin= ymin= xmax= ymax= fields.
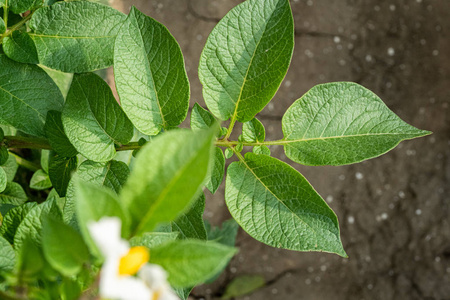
xmin=1 ymin=154 xmax=18 ymax=182
xmin=0 ymin=147 xmax=10 ymax=166
xmin=16 ymin=237 xmax=45 ymax=279
xmin=14 ymin=198 xmax=62 ymax=251
xmin=9 ymin=0 xmax=41 ymax=14
xmin=0 ymin=168 xmax=5 ymax=193
xmin=0 ymin=55 xmax=64 ymax=137
xmin=225 ymin=153 xmax=346 ymax=256
xmin=114 ymin=7 xmax=189 ymax=135
xmin=172 ymin=193 xmax=207 ymax=240
xmin=205 ymin=219 xmax=239 ymax=247
xmin=150 ymin=240 xmax=237 ymax=288
xmin=62 ymin=73 xmax=134 ymax=162
xmin=64 ymin=160 xmax=129 ymax=226
xmin=40 ymin=150 xmax=51 ymax=174
xmin=44 ymin=111 xmax=78 ymax=157
xmin=121 ymin=128 xmax=216 ymax=236
xmin=253 ymin=145 xmax=270 ymax=156
xmin=30 ymin=169 xmax=52 ymax=190
xmin=0 ymin=17 xmax=5 ymax=34
xmin=42 ymin=217 xmax=90 ymax=276
xmin=29 ymin=1 xmax=127 ymax=72
xmin=225 ymin=148 xmax=233 ymax=159
xmin=0 ymin=202 xmax=37 ymax=244
xmin=0 ymin=182 xmax=27 ymax=205
xmin=40 ymin=66 xmax=73 ymax=99
xmin=205 ymin=147 xmax=225 ymax=194
xmin=129 ymin=232 xmax=179 ymax=248
xmin=48 ymin=155 xmax=77 ymax=197
xmin=75 ymin=181 xmax=129 ymax=258
xmin=282 ymin=82 xmax=431 ymax=166
xmin=0 ymin=235 xmax=15 ymax=272
xmin=199 ymin=0 xmax=294 ymax=122
xmin=191 ymin=103 xmax=215 ymax=131
xmin=2 ymin=31 xmax=39 ymax=64
xmin=222 ymin=275 xmax=265 ymax=299
xmin=242 ymin=118 xmax=265 ymax=142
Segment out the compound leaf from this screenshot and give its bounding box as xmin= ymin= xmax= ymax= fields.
xmin=225 ymin=153 xmax=346 ymax=256
xmin=62 ymin=73 xmax=133 ymax=162
xmin=114 ymin=7 xmax=189 ymax=135
xmin=29 ymin=1 xmax=126 ymax=72
xmin=282 ymin=82 xmax=431 ymax=166
xmin=199 ymin=0 xmax=294 ymax=121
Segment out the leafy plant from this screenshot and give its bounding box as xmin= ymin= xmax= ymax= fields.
xmin=0 ymin=0 xmax=430 ymax=299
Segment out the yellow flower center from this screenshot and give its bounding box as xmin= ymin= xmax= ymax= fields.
xmin=118 ymin=246 xmax=149 ymax=276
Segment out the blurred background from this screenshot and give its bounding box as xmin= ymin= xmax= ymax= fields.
xmin=108 ymin=1 xmax=449 ymax=299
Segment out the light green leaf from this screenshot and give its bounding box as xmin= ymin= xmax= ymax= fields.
xmin=2 ymin=31 xmax=39 ymax=64
xmin=9 ymin=0 xmax=41 ymax=14
xmin=225 ymin=148 xmax=233 ymax=159
xmin=114 ymin=7 xmax=189 ymax=135
xmin=222 ymin=275 xmax=265 ymax=299
xmin=199 ymin=0 xmax=294 ymax=122
xmin=225 ymin=153 xmax=346 ymax=256
xmin=172 ymin=193 xmax=207 ymax=240
xmin=30 ymin=169 xmax=52 ymax=190
xmin=14 ymin=198 xmax=62 ymax=251
xmin=253 ymin=145 xmax=270 ymax=156
xmin=1 ymin=154 xmax=18 ymax=182
xmin=121 ymin=128 xmax=216 ymax=236
xmin=0 ymin=55 xmax=64 ymax=137
xmin=191 ymin=103 xmax=215 ymax=131
xmin=129 ymin=232 xmax=179 ymax=248
xmin=205 ymin=147 xmax=225 ymax=194
xmin=242 ymin=118 xmax=265 ymax=142
xmin=44 ymin=111 xmax=78 ymax=157
xmin=0 ymin=202 xmax=37 ymax=244
xmin=40 ymin=150 xmax=51 ymax=174
xmin=0 ymin=235 xmax=15 ymax=272
xmin=48 ymin=155 xmax=77 ymax=197
xmin=150 ymin=240 xmax=237 ymax=288
xmin=29 ymin=1 xmax=126 ymax=72
xmin=64 ymin=160 xmax=129 ymax=226
xmin=75 ymin=181 xmax=129 ymax=257
xmin=0 ymin=17 xmax=5 ymax=34
xmin=0 ymin=168 xmax=6 ymax=193
xmin=40 ymin=66 xmax=73 ymax=99
xmin=282 ymin=82 xmax=431 ymax=166
xmin=62 ymin=73 xmax=134 ymax=162
xmin=42 ymin=217 xmax=90 ymax=276
xmin=0 ymin=182 xmax=27 ymax=205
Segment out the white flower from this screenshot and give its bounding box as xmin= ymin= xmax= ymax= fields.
xmin=87 ymin=217 xmax=179 ymax=300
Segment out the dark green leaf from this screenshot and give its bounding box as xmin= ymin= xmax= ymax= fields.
xmin=1 ymin=154 xmax=18 ymax=182
xmin=242 ymin=118 xmax=265 ymax=142
xmin=114 ymin=7 xmax=189 ymax=135
xmin=42 ymin=217 xmax=90 ymax=276
xmin=0 ymin=235 xmax=15 ymax=272
xmin=30 ymin=169 xmax=52 ymax=190
xmin=121 ymin=128 xmax=216 ymax=236
xmin=9 ymin=0 xmax=41 ymax=14
xmin=14 ymin=198 xmax=62 ymax=251
xmin=44 ymin=111 xmax=78 ymax=157
xmin=150 ymin=240 xmax=237 ymax=288
xmin=199 ymin=0 xmax=294 ymax=122
xmin=0 ymin=182 xmax=27 ymax=205
xmin=2 ymin=31 xmax=39 ymax=64
xmin=282 ymin=82 xmax=431 ymax=166
xmin=64 ymin=160 xmax=129 ymax=226
xmin=62 ymin=73 xmax=134 ymax=162
xmin=0 ymin=168 xmax=5 ymax=193
xmin=0 ymin=17 xmax=5 ymax=34
xmin=205 ymin=219 xmax=239 ymax=247
xmin=172 ymin=193 xmax=207 ymax=240
xmin=205 ymin=147 xmax=225 ymax=194
xmin=29 ymin=1 xmax=127 ymax=72
xmin=225 ymin=153 xmax=346 ymax=256
xmin=191 ymin=103 xmax=215 ymax=131
xmin=48 ymin=155 xmax=77 ymax=197
xmin=0 ymin=55 xmax=64 ymax=137
xmin=0 ymin=202 xmax=37 ymax=244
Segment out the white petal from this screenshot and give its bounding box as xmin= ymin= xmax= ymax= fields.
xmin=138 ymin=264 xmax=168 ymax=290
xmin=158 ymin=289 xmax=180 ymax=300
xmin=87 ymin=217 xmax=129 ymax=258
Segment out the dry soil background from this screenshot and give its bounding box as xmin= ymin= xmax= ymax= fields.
xmin=108 ymin=1 xmax=449 ymax=299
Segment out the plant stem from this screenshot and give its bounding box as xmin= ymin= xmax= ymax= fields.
xmin=3 ymin=0 xmax=8 ymax=28
xmin=4 ymin=136 xmax=52 ymax=150
xmin=0 ymin=11 xmax=33 ymax=44
xmin=11 ymin=153 xmax=40 ymax=171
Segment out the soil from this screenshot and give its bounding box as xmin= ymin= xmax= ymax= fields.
xmin=109 ymin=1 xmax=450 ymax=299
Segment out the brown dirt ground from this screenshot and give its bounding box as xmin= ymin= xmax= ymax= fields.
xmin=109 ymin=1 xmax=450 ymax=299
